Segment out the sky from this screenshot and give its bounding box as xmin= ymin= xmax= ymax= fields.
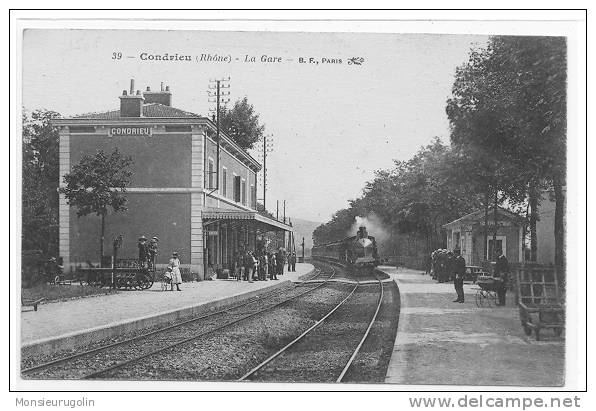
xmin=22 ymin=29 xmax=488 ymax=223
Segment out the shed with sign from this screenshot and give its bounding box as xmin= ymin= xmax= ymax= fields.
xmin=442 ymin=207 xmax=525 ymax=265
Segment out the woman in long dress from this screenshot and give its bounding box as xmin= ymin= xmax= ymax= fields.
xmin=168 ymin=251 xmax=182 ymax=291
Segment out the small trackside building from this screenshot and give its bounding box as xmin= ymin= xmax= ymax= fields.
xmin=443 ymin=207 xmax=525 ymax=265
xmin=53 ymin=80 xmax=292 ymax=279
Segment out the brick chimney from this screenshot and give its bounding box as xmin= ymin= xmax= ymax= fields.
xmin=143 ymin=83 xmax=172 ymax=106
xmin=119 ymin=79 xmax=144 ymax=117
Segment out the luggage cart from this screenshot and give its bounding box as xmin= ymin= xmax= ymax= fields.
xmin=515 ymin=265 xmax=564 ymax=340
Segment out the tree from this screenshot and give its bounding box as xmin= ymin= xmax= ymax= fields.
xmin=313 ymin=139 xmax=482 ymax=259
xmin=446 ymin=36 xmax=566 ymax=266
xmin=59 ymin=149 xmax=133 ymax=264
xmin=22 ymin=109 xmax=61 ymax=255
xmin=219 ymin=97 xmax=266 ymax=150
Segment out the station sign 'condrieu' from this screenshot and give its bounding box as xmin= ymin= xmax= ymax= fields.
xmin=108 ymin=126 xmax=152 ymax=137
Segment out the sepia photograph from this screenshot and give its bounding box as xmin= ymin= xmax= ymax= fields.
xmin=10 ymin=11 xmax=586 ymax=394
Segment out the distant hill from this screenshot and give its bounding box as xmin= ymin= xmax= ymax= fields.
xmin=288 ymin=217 xmax=322 ymax=256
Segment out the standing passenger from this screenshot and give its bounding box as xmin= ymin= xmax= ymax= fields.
xmin=251 ymin=252 xmax=259 ymax=281
xmin=276 ymin=248 xmax=285 ymax=276
xmin=138 ymin=236 xmax=148 ymax=268
xmin=260 ymin=253 xmax=268 ymax=281
xmin=452 ymin=250 xmax=466 ymax=303
xmin=494 ymin=254 xmax=510 ymax=306
xmin=287 ymin=252 xmax=292 ymax=272
xmin=245 ymin=251 xmax=256 ymax=282
xmin=168 ymin=251 xmax=182 ymax=291
xmin=445 ymin=251 xmax=455 ymax=283
xmin=147 ymin=236 xmax=159 ymax=271
xmin=256 ymin=252 xmax=263 ymax=281
xmin=235 ymin=252 xmax=244 ymax=281
xmin=269 ymin=252 xmax=278 ymax=280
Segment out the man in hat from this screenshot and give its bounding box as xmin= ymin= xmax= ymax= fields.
xmin=289 ymin=252 xmax=297 ymax=272
xmin=452 ymin=249 xmax=466 ymax=303
xmin=268 ymin=251 xmax=278 ymax=280
xmin=276 ymin=248 xmax=285 ymax=276
xmin=138 ymin=236 xmax=148 ymax=268
xmin=147 ymin=236 xmax=159 ymax=271
xmin=494 ymin=253 xmax=510 ymax=306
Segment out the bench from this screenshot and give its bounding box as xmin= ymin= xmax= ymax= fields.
xmin=21 ymin=297 xmax=45 ymax=311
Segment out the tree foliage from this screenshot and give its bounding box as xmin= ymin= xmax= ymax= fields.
xmin=446 ymin=35 xmax=566 ymax=265
xmin=59 ymin=149 xmax=133 ymax=261
xmin=313 ymin=139 xmax=482 ymax=254
xmin=219 ymin=97 xmax=266 ymax=150
xmin=60 ymin=149 xmax=133 ymax=218
xmin=22 ymin=109 xmax=61 ymax=254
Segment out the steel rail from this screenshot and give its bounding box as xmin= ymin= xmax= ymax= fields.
xmin=80 ymin=266 xmax=337 ymax=379
xmin=22 ymin=266 xmax=327 ymax=376
xmin=336 ymin=273 xmax=384 ymax=382
xmin=237 ymin=280 xmax=360 ymax=381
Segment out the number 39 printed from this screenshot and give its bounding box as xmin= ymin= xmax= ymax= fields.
xmin=112 ymin=52 xmax=122 ymax=60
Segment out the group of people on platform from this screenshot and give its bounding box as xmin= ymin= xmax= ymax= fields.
xmin=138 ymin=235 xmax=182 ymax=291
xmin=233 ymin=249 xmax=298 ymax=282
xmin=136 ymin=235 xmax=300 ymax=290
xmin=430 ymin=248 xmax=510 ymax=306
xmin=137 ymin=235 xmax=160 ymax=271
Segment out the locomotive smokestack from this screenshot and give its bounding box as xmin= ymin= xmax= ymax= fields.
xmin=358 ymin=226 xmax=368 ymax=238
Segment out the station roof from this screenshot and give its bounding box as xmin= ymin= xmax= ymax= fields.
xmin=442 ymin=207 xmax=525 ymax=229
xmin=202 ymin=207 xmax=293 ymax=233
xmin=69 ymin=103 xmax=200 ymax=119
xmin=52 ymin=105 xmax=261 ymax=172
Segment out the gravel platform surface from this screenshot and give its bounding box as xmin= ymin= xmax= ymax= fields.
xmin=382 ymin=267 xmax=566 ymax=387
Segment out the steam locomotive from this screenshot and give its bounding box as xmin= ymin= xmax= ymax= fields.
xmin=312 ymin=226 xmax=380 ymax=270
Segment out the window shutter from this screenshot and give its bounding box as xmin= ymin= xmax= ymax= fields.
xmin=234 ymin=176 xmax=241 ymax=202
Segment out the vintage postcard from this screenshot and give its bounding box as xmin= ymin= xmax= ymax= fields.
xmin=10 ymin=11 xmax=587 ymax=398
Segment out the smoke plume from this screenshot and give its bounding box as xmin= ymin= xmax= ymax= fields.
xmin=349 ymin=214 xmax=390 ymax=243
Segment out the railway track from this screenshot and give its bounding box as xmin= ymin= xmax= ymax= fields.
xmin=22 ymin=262 xmax=395 ymax=382
xmin=21 ymin=266 xmax=336 ymax=380
xmin=238 ymin=266 xmax=385 ymax=383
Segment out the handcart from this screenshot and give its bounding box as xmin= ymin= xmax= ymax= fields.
xmin=77 ymin=267 xmax=154 ymax=290
xmin=515 ymin=265 xmax=564 ymax=340
xmin=474 ymin=275 xmax=502 ymax=308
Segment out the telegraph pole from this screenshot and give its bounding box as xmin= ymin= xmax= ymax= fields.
xmin=301 ymin=237 xmax=305 ymax=263
xmin=208 ymin=77 xmax=230 ymax=192
xmin=262 ymin=135 xmax=273 ymax=210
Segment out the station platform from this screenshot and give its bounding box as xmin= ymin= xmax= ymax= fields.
xmin=21 ymin=263 xmax=314 ymax=357
xmin=378 ymin=266 xmax=565 ymax=387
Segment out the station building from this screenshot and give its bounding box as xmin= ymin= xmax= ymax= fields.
xmin=53 ymin=80 xmax=291 ymax=279
xmin=443 ymin=207 xmax=525 ymax=265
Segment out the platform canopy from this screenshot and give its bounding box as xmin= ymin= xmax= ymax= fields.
xmin=201 ymin=207 xmax=293 ymax=234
